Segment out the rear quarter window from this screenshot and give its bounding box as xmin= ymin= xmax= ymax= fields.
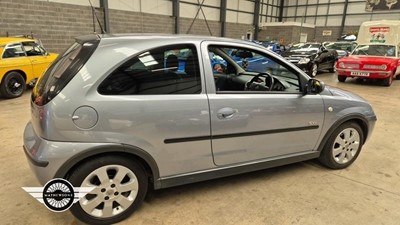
xmin=32 ymin=39 xmax=99 ymax=106
xmin=98 ymin=44 xmax=201 ymax=95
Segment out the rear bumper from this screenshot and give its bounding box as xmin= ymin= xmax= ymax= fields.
xmin=23 ymin=122 xmax=55 ymax=185
xmin=23 ymin=121 xmax=117 ymax=185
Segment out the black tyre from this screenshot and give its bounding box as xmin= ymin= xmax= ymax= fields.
xmin=68 ymin=156 xmax=148 ymax=225
xmin=338 ymin=75 xmax=347 ymax=82
xmin=328 ymin=63 xmax=336 ymax=73
xmin=319 ymin=122 xmax=364 ymax=169
xmin=382 ymin=76 xmax=393 ymax=87
xmin=0 ymin=71 xmax=26 ymax=98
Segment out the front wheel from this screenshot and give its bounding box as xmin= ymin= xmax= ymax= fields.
xmin=382 ymin=75 xmax=393 ymax=87
xmin=338 ymin=75 xmax=347 ymax=82
xmin=68 ymin=156 xmax=148 ymax=225
xmin=0 ymin=71 xmax=26 ymax=98
xmin=309 ymin=63 xmax=318 ymax=77
xmin=319 ymin=122 xmax=364 ymax=169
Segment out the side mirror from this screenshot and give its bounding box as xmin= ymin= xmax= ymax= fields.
xmin=303 ymin=78 xmax=325 ymax=95
xmin=322 ymin=49 xmax=329 ymax=53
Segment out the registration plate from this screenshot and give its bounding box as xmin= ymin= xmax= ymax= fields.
xmin=351 ymin=71 xmax=369 ymax=77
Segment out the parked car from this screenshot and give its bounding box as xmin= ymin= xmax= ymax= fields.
xmin=23 ymin=34 xmax=376 ymax=225
xmin=323 ymin=41 xmax=357 ymax=58
xmin=336 ymin=20 xmax=400 ymax=86
xmin=281 ymin=42 xmax=338 ymax=77
xmin=0 ymin=37 xmax=58 ymax=98
xmin=260 ymin=41 xmax=286 ymax=54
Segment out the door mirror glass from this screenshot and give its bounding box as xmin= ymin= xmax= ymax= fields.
xmin=304 ymin=78 xmax=325 ymax=94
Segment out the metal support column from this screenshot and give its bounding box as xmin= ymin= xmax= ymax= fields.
xmin=173 ymin=0 xmax=180 ymax=34
xmin=253 ymin=0 xmax=261 ymax=40
xmin=278 ymin=0 xmax=284 ymax=22
xmin=100 ymin=0 xmax=110 ymax=33
xmin=220 ymin=0 xmax=227 ymax=37
xmin=339 ymin=0 xmax=349 ymax=39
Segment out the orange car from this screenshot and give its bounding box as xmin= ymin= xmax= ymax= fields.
xmin=0 ymin=37 xmax=58 ymax=98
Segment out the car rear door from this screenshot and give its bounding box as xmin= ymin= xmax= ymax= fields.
xmin=201 ymin=41 xmax=325 ymax=166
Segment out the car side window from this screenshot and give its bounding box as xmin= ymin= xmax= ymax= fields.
xmin=2 ymin=43 xmax=25 ymax=59
xmin=22 ymin=42 xmax=46 ymax=56
xmin=209 ymin=45 xmax=301 ymax=93
xmin=98 ymin=44 xmax=201 ymax=95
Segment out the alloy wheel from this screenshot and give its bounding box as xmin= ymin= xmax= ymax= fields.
xmin=79 ymin=165 xmax=139 ymax=218
xmin=332 ymin=128 xmax=360 ymax=164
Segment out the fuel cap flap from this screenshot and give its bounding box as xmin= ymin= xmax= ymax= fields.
xmin=72 ymin=106 xmax=98 ymax=129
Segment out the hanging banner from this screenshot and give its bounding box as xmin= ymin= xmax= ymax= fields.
xmin=365 ymin=0 xmax=400 ymax=11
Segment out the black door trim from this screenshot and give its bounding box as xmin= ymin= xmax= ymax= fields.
xmin=164 ymin=125 xmax=319 ymax=144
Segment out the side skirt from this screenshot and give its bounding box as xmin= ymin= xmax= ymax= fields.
xmin=154 ymin=151 xmax=320 ymax=189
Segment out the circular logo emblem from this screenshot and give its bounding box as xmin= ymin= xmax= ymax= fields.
xmin=42 ymin=179 xmax=75 ymax=212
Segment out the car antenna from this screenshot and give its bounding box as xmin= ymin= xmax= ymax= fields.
xmin=88 ymin=0 xmax=106 ymax=35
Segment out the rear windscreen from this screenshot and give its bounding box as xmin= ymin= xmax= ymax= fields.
xmin=32 ymin=39 xmax=99 ymax=106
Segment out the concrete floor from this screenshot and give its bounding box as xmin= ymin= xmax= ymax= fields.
xmin=1 ymin=73 xmax=400 ymax=225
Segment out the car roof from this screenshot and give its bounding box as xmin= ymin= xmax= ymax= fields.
xmin=325 ymin=41 xmax=354 ymax=43
xmin=0 ymin=37 xmax=35 ymax=45
xmin=78 ymin=33 xmax=259 ymax=46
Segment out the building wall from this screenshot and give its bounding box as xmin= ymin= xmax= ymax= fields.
xmin=3 ymin=0 xmax=399 ymax=54
xmin=225 ymin=23 xmax=254 ymax=40
xmin=259 ymin=25 xmax=315 ymax=44
xmin=179 ymin=18 xmax=220 ymax=36
xmin=0 ymin=0 xmax=257 ymax=54
xmin=108 ymin=10 xmax=174 ymax=34
xmin=281 ymin=0 xmax=400 ymax=42
xmin=314 ymin=26 xmax=359 ymax=43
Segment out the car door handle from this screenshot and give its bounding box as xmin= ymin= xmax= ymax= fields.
xmin=217 ymin=108 xmax=237 ymax=119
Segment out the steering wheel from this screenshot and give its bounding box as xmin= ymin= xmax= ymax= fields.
xmin=245 ymin=72 xmax=274 ymax=91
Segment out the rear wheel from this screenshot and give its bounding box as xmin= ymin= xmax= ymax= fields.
xmin=68 ymin=156 xmax=148 ymax=225
xmin=0 ymin=71 xmax=26 ymax=98
xmin=319 ymin=122 xmax=364 ymax=169
xmin=338 ymin=75 xmax=347 ymax=82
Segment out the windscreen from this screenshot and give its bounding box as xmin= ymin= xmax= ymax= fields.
xmin=351 ymin=44 xmax=396 ymax=57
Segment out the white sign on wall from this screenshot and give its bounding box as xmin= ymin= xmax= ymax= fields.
xmin=322 ymin=30 xmax=332 ymax=36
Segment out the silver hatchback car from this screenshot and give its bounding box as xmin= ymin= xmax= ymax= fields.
xmin=23 ymin=34 xmax=376 ymax=224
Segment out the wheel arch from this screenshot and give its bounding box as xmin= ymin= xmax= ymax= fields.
xmin=2 ymin=70 xmax=27 ymax=83
xmin=57 ymin=144 xmax=160 ymax=189
xmin=317 ymin=115 xmax=370 ymax=153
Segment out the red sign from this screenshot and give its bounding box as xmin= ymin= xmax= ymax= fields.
xmin=369 ymin=27 xmax=390 ymax=33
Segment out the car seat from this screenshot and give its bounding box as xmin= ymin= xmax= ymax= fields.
xmin=166 ymin=54 xmax=179 ymax=71
xmin=185 ymin=55 xmax=198 ymax=77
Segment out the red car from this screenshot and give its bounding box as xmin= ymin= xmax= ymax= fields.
xmin=336 ymin=44 xmax=400 ymax=86
xmin=336 ymin=20 xmax=400 ymax=86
